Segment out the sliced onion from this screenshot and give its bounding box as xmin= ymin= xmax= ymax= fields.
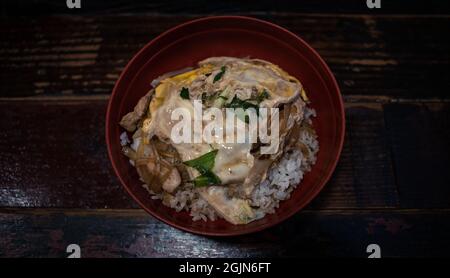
xmin=135 ymin=158 xmax=149 ymax=167
xmin=122 ymin=146 xmax=137 ymax=161
xmin=132 ymin=128 xmax=143 ymax=139
xmin=136 ymin=165 xmax=161 ymax=193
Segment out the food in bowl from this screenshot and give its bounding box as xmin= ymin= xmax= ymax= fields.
xmin=119 ymin=57 xmax=318 ymax=225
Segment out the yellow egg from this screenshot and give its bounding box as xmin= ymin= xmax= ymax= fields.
xmin=168 ymin=64 xmax=214 ymax=84
xmin=169 ymin=69 xmax=198 ymax=82
xmin=150 ymin=83 xmax=169 ymax=114
xmin=300 ymin=88 xmax=309 ymax=102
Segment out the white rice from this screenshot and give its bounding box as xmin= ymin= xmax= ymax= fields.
xmin=137 ymin=107 xmax=319 ymax=222
xmin=119 ymin=131 xmax=130 ymax=146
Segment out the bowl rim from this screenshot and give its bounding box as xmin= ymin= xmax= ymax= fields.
xmin=106 ymin=15 xmax=345 ymax=236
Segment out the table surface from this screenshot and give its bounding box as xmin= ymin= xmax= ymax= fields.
xmin=1 ymin=1 xmax=449 ymax=257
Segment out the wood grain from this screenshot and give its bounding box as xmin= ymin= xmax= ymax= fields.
xmin=1 ymin=208 xmax=449 ymax=257
xmin=1 ymin=15 xmax=448 ymax=98
xmin=1 ymin=0 xmax=449 ymax=15
xmin=384 ymin=103 xmax=450 ymax=208
xmin=310 ymin=101 xmax=398 ymax=209
xmin=0 ymin=99 xmax=136 ymax=208
xmin=1 ymin=9 xmax=449 ymax=258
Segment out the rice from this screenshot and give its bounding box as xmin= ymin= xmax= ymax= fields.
xmin=119 ymin=131 xmax=130 ymax=146
xmin=137 ymin=107 xmax=319 ymax=222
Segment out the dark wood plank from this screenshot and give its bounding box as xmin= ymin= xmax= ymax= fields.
xmin=0 ymin=99 xmax=398 ymax=209
xmin=0 ymin=99 xmax=137 ymax=208
xmin=1 ymin=0 xmax=449 ymax=15
xmin=384 ymin=103 xmax=450 ymax=208
xmin=311 ymin=102 xmax=398 ymax=208
xmin=1 ymin=208 xmax=449 ymax=257
xmin=0 ymin=15 xmax=448 ymax=98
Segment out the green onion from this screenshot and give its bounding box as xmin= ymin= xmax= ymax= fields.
xmin=226 ymin=95 xmax=259 ymax=111
xmin=225 ymin=95 xmax=260 ymax=123
xmin=180 ymin=87 xmax=190 ymax=99
xmin=213 ymin=95 xmax=227 ymax=108
xmin=184 ymin=149 xmax=218 ymax=174
xmin=256 ymin=89 xmax=270 ymax=103
xmin=247 ymin=89 xmax=270 ymax=104
xmin=183 ymin=150 xmax=222 ymax=186
xmin=192 ymin=171 xmax=221 ymax=187
xmin=213 ymin=66 xmax=226 ymax=83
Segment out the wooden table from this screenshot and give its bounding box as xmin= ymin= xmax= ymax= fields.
xmin=1 ymin=1 xmax=449 ymax=257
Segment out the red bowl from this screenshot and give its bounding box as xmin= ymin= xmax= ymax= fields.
xmin=106 ymin=16 xmax=345 ymax=236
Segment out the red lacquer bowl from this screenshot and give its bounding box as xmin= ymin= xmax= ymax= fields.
xmin=106 ymin=16 xmax=345 ymax=236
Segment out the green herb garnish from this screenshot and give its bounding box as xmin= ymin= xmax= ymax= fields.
xmin=184 ymin=149 xmax=218 ymax=173
xmin=255 ymin=89 xmax=270 ymax=103
xmin=247 ymin=89 xmax=270 ymax=104
xmin=226 ymin=95 xmax=259 ymax=111
xmin=223 ymin=90 xmax=269 ymax=123
xmin=180 ymin=87 xmax=190 ymax=99
xmin=213 ymin=66 xmax=226 ymax=83
xmin=183 ymin=150 xmax=221 ymax=187
xmin=192 ymin=171 xmax=221 ymax=187
xmin=225 ymin=95 xmax=260 ymax=123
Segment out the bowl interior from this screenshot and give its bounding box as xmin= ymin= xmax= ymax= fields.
xmin=106 ymin=16 xmax=345 ymax=236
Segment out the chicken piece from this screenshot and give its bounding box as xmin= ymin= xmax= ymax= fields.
xmin=133 ymin=138 xmax=181 ymax=193
xmin=119 ymin=89 xmax=153 ymax=132
xmin=162 ymin=168 xmax=181 ymax=193
xmin=269 ymin=97 xmax=305 ymax=160
xmin=241 ymin=158 xmax=273 ymax=197
xmin=198 ymin=186 xmax=255 ymax=224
